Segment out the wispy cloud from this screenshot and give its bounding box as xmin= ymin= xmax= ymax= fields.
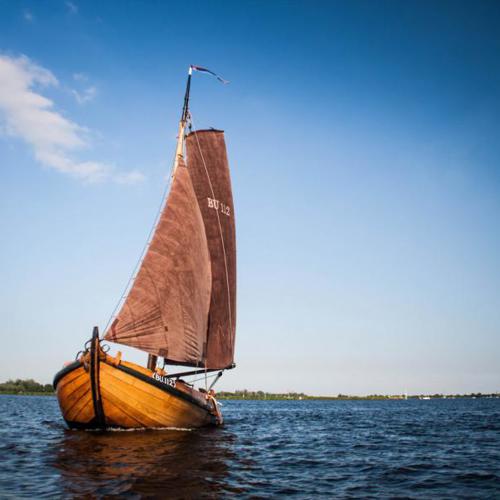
xmin=0 ymin=54 xmax=144 ymax=184
xmin=72 ymin=72 xmax=87 ymax=82
xmin=23 ymin=9 xmax=34 ymax=22
xmin=65 ymin=1 xmax=78 ymax=14
xmin=71 ymin=85 xmax=97 ymax=104
xmin=70 ymin=73 xmax=97 ymax=104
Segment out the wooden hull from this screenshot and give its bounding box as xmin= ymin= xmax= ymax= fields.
xmin=54 ymin=348 xmax=220 ymax=430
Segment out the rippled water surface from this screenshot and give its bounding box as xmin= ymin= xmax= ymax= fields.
xmin=0 ymin=396 xmax=499 ymax=498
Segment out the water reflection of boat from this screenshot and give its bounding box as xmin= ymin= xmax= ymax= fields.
xmin=52 ymin=427 xmax=239 ymax=497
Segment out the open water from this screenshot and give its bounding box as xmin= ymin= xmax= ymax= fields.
xmin=0 ymin=396 xmax=498 ymax=498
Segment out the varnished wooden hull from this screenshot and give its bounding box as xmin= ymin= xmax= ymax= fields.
xmin=54 ymin=352 xmax=220 ymax=430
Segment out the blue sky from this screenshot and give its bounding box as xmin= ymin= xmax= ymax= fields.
xmin=1 ymin=0 xmax=499 ymax=395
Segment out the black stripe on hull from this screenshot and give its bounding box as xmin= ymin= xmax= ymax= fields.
xmin=53 ymin=360 xmax=82 ymax=389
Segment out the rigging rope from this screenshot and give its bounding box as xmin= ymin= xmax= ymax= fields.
xmin=187 ymin=372 xmax=219 ymax=385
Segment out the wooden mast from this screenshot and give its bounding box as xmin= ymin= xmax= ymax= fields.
xmin=172 ymin=66 xmax=192 ymax=176
xmin=147 ymin=66 xmax=193 ymax=372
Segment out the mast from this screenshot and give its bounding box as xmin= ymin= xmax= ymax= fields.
xmin=146 ymin=66 xmax=193 ymax=372
xmin=172 ymin=66 xmax=192 ymax=176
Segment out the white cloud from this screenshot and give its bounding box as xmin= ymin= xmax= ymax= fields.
xmin=0 ymin=54 xmax=144 ymax=184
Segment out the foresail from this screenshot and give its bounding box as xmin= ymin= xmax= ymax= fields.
xmin=104 ymin=158 xmax=212 ymax=366
xmin=186 ymin=130 xmax=236 ymax=369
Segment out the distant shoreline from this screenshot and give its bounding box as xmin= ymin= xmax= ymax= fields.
xmin=217 ymin=393 xmax=500 ymax=401
xmin=1 ymin=379 xmax=498 ymax=400
xmin=0 ymin=392 xmax=55 ymax=396
xmin=1 ymin=391 xmax=499 ymax=400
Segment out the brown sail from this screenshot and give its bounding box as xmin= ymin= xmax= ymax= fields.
xmin=104 ymin=158 xmax=212 ymax=366
xmin=186 ymin=130 xmax=236 ymax=369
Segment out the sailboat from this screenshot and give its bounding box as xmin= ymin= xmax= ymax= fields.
xmin=53 ymin=66 xmax=236 ymax=429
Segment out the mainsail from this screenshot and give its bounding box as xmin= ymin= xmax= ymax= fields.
xmin=104 ymin=157 xmax=212 ymax=366
xmin=186 ymin=130 xmax=237 ymax=369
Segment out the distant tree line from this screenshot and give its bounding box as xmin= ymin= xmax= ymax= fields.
xmin=217 ymin=390 xmax=308 ymax=400
xmin=216 ymin=391 xmax=500 ymax=400
xmin=0 ymin=379 xmax=54 ymax=395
